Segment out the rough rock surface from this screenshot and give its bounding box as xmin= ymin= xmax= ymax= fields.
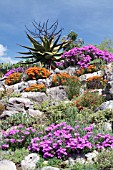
xmin=79 ymin=70 xmax=103 ymax=82
xmin=94 ymin=100 xmax=113 ymax=112
xmin=104 ymin=81 xmax=113 ymax=100
xmin=21 ymin=92 xmax=48 ymax=104
xmin=0 ymin=160 xmax=17 ymax=170
xmin=21 ymin=153 xmax=40 ymax=170
xmin=6 ymin=97 xmax=33 ymax=111
xmin=46 ymin=86 xmax=68 ymax=104
xmin=28 ymin=109 xmax=43 ymax=117
xmin=41 ymin=166 xmax=60 ymax=170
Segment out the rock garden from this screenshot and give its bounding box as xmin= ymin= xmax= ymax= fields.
xmin=0 ymin=20 xmax=113 ymax=170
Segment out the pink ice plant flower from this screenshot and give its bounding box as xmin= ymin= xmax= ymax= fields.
xmin=1 ymin=122 xmax=113 ymax=159
xmin=56 ymin=45 xmax=113 ymax=68
xmin=1 ymin=125 xmax=37 ymax=150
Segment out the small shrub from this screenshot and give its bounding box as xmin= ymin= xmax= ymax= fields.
xmin=5 ymin=72 xmax=22 ymax=85
xmin=73 ymin=90 xmax=105 ymax=111
xmin=89 ymin=109 xmax=113 ymax=124
xmin=25 ymin=67 xmax=51 ymax=80
xmin=72 ymin=163 xmax=97 ymax=170
xmin=24 ymin=83 xmax=46 ymax=92
xmin=0 ymin=71 xmax=4 ymax=78
xmin=96 ymin=148 xmax=113 ymax=170
xmin=86 ymin=75 xmax=108 ymax=89
xmin=0 ymin=112 xmax=37 ymax=131
xmin=52 ymin=72 xmax=79 ymax=89
xmin=52 ymin=72 xmax=70 ymax=86
xmin=0 ymin=102 xmax=5 ymax=115
xmin=66 ymin=76 xmax=81 ymax=100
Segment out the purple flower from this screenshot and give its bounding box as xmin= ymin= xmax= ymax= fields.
xmin=2 ymin=144 xmax=9 ymax=149
xmin=10 ymin=139 xmax=16 ymax=143
xmin=84 ymin=125 xmax=93 ymax=131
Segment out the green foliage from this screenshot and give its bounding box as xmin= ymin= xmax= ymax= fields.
xmin=46 ymin=157 xmax=63 ymax=168
xmin=1 ymin=148 xmax=29 ymax=164
xmin=71 ymin=163 xmax=97 ymax=170
xmin=8 ymin=92 xmax=22 ymax=98
xmin=0 ymin=102 xmax=5 ymax=114
xmin=66 ymin=77 xmax=81 ymax=100
xmin=33 ymin=101 xmax=49 ymax=111
xmin=40 ymin=102 xmax=80 ymax=127
xmin=0 ymin=71 xmax=4 ymax=78
xmin=0 ymin=112 xmax=37 ymax=131
xmin=73 ymin=90 xmax=106 ymax=111
xmin=0 ymin=62 xmax=13 ymax=74
xmin=17 ymin=20 xmax=70 ymax=68
xmin=89 ymin=109 xmax=113 ymax=124
xmin=90 ymin=58 xmax=106 ymax=69
xmin=96 ymin=148 xmax=113 ymax=170
xmin=36 ymin=156 xmax=64 ymax=169
xmin=62 ymin=31 xmax=84 ymax=51
xmin=96 ymin=38 xmax=113 ymax=53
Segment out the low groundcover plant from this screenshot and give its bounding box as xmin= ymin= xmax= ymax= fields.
xmin=28 ymin=122 xmax=113 ymax=159
xmin=1 ymin=124 xmax=37 ymax=150
xmin=1 ymin=122 xmax=113 ymax=160
xmin=56 ymin=45 xmax=113 ymax=69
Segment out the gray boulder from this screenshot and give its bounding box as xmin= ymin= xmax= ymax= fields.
xmin=104 ymin=81 xmax=113 ymax=100
xmin=21 ymin=153 xmax=40 ymax=170
xmin=6 ymin=97 xmax=33 ymax=112
xmin=94 ymin=100 xmax=113 ymax=112
xmin=0 ymin=160 xmax=17 ymax=170
xmin=5 ymin=81 xmax=28 ymax=93
xmin=27 ymin=80 xmax=37 ymax=86
xmin=46 ymin=86 xmax=68 ymax=104
xmin=0 ymin=110 xmax=18 ymax=118
xmin=28 ymin=109 xmax=43 ymax=118
xmin=41 ymin=166 xmax=60 ymax=170
xmin=79 ymin=70 xmax=103 ymax=82
xmin=21 ymin=92 xmax=48 ymax=104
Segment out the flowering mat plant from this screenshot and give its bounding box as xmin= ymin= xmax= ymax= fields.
xmin=1 ymin=122 xmax=113 ymax=160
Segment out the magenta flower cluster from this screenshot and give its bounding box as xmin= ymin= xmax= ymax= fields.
xmin=1 ymin=124 xmax=36 ymax=150
xmin=1 ymin=122 xmax=113 ymax=159
xmin=4 ymin=67 xmax=24 ymax=77
xmin=28 ymin=122 xmax=113 ymax=159
xmin=56 ymin=45 xmax=113 ymax=68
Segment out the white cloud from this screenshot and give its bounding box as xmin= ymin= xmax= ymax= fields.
xmin=0 ymin=44 xmax=7 ymax=57
xmin=0 ymin=56 xmax=19 ymax=64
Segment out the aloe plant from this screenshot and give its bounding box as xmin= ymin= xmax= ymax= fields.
xmin=16 ymin=20 xmax=70 ymax=69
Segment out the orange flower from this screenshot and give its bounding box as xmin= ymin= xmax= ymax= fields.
xmin=25 ymin=67 xmax=51 ymax=80
xmin=5 ymin=72 xmax=22 ymax=85
xmin=24 ymin=83 xmax=46 ymax=92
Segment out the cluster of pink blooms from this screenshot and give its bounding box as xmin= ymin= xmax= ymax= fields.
xmin=1 ymin=122 xmax=113 ymax=159
xmin=1 ymin=124 xmax=36 ymax=150
xmin=4 ymin=67 xmax=24 ymax=77
xmin=56 ymin=45 xmax=113 ymax=68
xmin=28 ymin=122 xmax=113 ymax=159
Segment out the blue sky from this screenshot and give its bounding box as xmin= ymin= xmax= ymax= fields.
xmin=0 ymin=0 xmax=113 ymax=63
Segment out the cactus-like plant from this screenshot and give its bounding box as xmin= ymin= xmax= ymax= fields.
xmin=16 ymin=20 xmax=70 ymax=69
